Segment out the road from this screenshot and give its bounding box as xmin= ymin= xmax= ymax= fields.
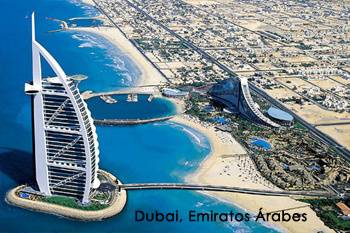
xmin=314 ymin=122 xmax=350 ymax=127
xmin=119 ymin=183 xmax=331 ymax=198
xmin=94 ymin=115 xmax=174 ymax=125
xmin=250 ymin=85 xmax=350 ymax=160
xmin=92 ymin=0 xmax=350 ymax=160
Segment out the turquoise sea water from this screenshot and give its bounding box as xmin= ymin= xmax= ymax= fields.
xmin=67 ymin=18 xmax=104 ymax=27
xmin=0 ymin=0 xmax=280 ymax=232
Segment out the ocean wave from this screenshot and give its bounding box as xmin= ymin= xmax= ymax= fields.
xmin=179 ymin=159 xmax=196 ymax=169
xmin=72 ymin=33 xmax=106 ymax=49
xmin=152 ymin=122 xmax=168 ymax=127
xmin=105 ymin=58 xmax=128 ymax=74
xmin=71 ymin=34 xmax=84 ymax=41
xmin=121 ymin=73 xmax=132 ymax=83
xmin=78 ymin=42 xmax=94 ymax=48
xmin=68 ymin=0 xmax=99 ymax=17
xmin=182 ymin=127 xmax=202 ymax=144
xmin=71 ymin=28 xmax=142 ymax=85
xmin=182 ymin=127 xmax=209 ymax=148
xmin=71 ymin=28 xmax=143 ymax=85
xmin=195 ymin=201 xmax=204 ymax=208
xmin=112 ymin=57 xmax=127 ymax=71
xmin=104 ymin=57 xmax=137 ymax=86
xmin=224 ymin=221 xmax=251 ymax=233
xmin=194 ymin=192 xmax=284 ymax=233
xmin=167 ymin=122 xmax=210 ymax=149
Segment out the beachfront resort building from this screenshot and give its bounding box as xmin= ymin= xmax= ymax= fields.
xmin=24 ymin=13 xmax=100 ymax=204
xmin=162 ymin=88 xmax=189 ymax=99
xmin=267 ymin=107 xmax=294 ymax=126
xmin=209 ymin=78 xmax=280 ymax=128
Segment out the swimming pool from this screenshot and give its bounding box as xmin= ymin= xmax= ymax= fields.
xmin=250 ymin=137 xmax=272 ymax=150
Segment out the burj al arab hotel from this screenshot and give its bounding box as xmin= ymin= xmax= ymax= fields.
xmin=24 ymin=13 xmax=100 ymax=204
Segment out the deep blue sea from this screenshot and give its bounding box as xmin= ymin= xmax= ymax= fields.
xmin=0 ymin=0 xmax=280 ymax=232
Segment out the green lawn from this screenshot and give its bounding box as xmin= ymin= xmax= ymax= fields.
xmin=293 ymin=122 xmax=306 ymax=130
xmin=320 ymin=211 xmax=350 ymax=231
xmin=41 ymin=196 xmax=108 ymax=211
xmin=302 ymin=199 xmax=350 ymax=231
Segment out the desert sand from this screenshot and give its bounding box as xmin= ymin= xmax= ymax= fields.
xmin=317 ymin=124 xmax=350 ymax=150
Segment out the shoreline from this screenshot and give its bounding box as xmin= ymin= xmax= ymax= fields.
xmin=6 ymin=170 xmax=127 ymax=221
xmin=171 ymin=114 xmax=334 ymax=233
xmin=74 ymin=1 xmax=334 ymax=232
xmin=81 ymin=0 xmax=96 ymax=7
xmin=71 ymin=26 xmax=167 ymax=87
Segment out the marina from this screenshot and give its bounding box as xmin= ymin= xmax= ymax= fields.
xmin=86 ymin=94 xmax=178 ymax=123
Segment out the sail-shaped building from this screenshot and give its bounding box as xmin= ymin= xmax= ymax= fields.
xmin=24 ymin=13 xmax=100 ymax=204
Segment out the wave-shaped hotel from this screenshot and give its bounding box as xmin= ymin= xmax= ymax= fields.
xmin=209 ymin=78 xmax=282 ymax=128
xmin=6 ymin=13 xmax=126 ymax=219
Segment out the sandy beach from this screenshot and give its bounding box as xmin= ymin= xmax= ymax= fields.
xmin=172 ymin=114 xmax=334 ymax=233
xmin=81 ymin=0 xmax=96 ymax=6
xmin=71 ymin=25 xmax=166 ymax=87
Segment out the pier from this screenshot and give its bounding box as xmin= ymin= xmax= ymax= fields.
xmin=68 ymin=16 xmax=103 ymax=21
xmin=119 ymin=183 xmax=331 ymax=198
xmin=82 ymin=86 xmax=161 ymax=100
xmin=82 ymin=85 xmax=179 ymax=125
xmin=47 ymin=17 xmax=68 ymax=32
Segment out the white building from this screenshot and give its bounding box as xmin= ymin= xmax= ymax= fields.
xmin=24 ymin=13 xmax=100 ymax=204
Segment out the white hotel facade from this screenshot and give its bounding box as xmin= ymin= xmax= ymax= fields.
xmin=25 ymin=13 xmax=100 ymax=204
